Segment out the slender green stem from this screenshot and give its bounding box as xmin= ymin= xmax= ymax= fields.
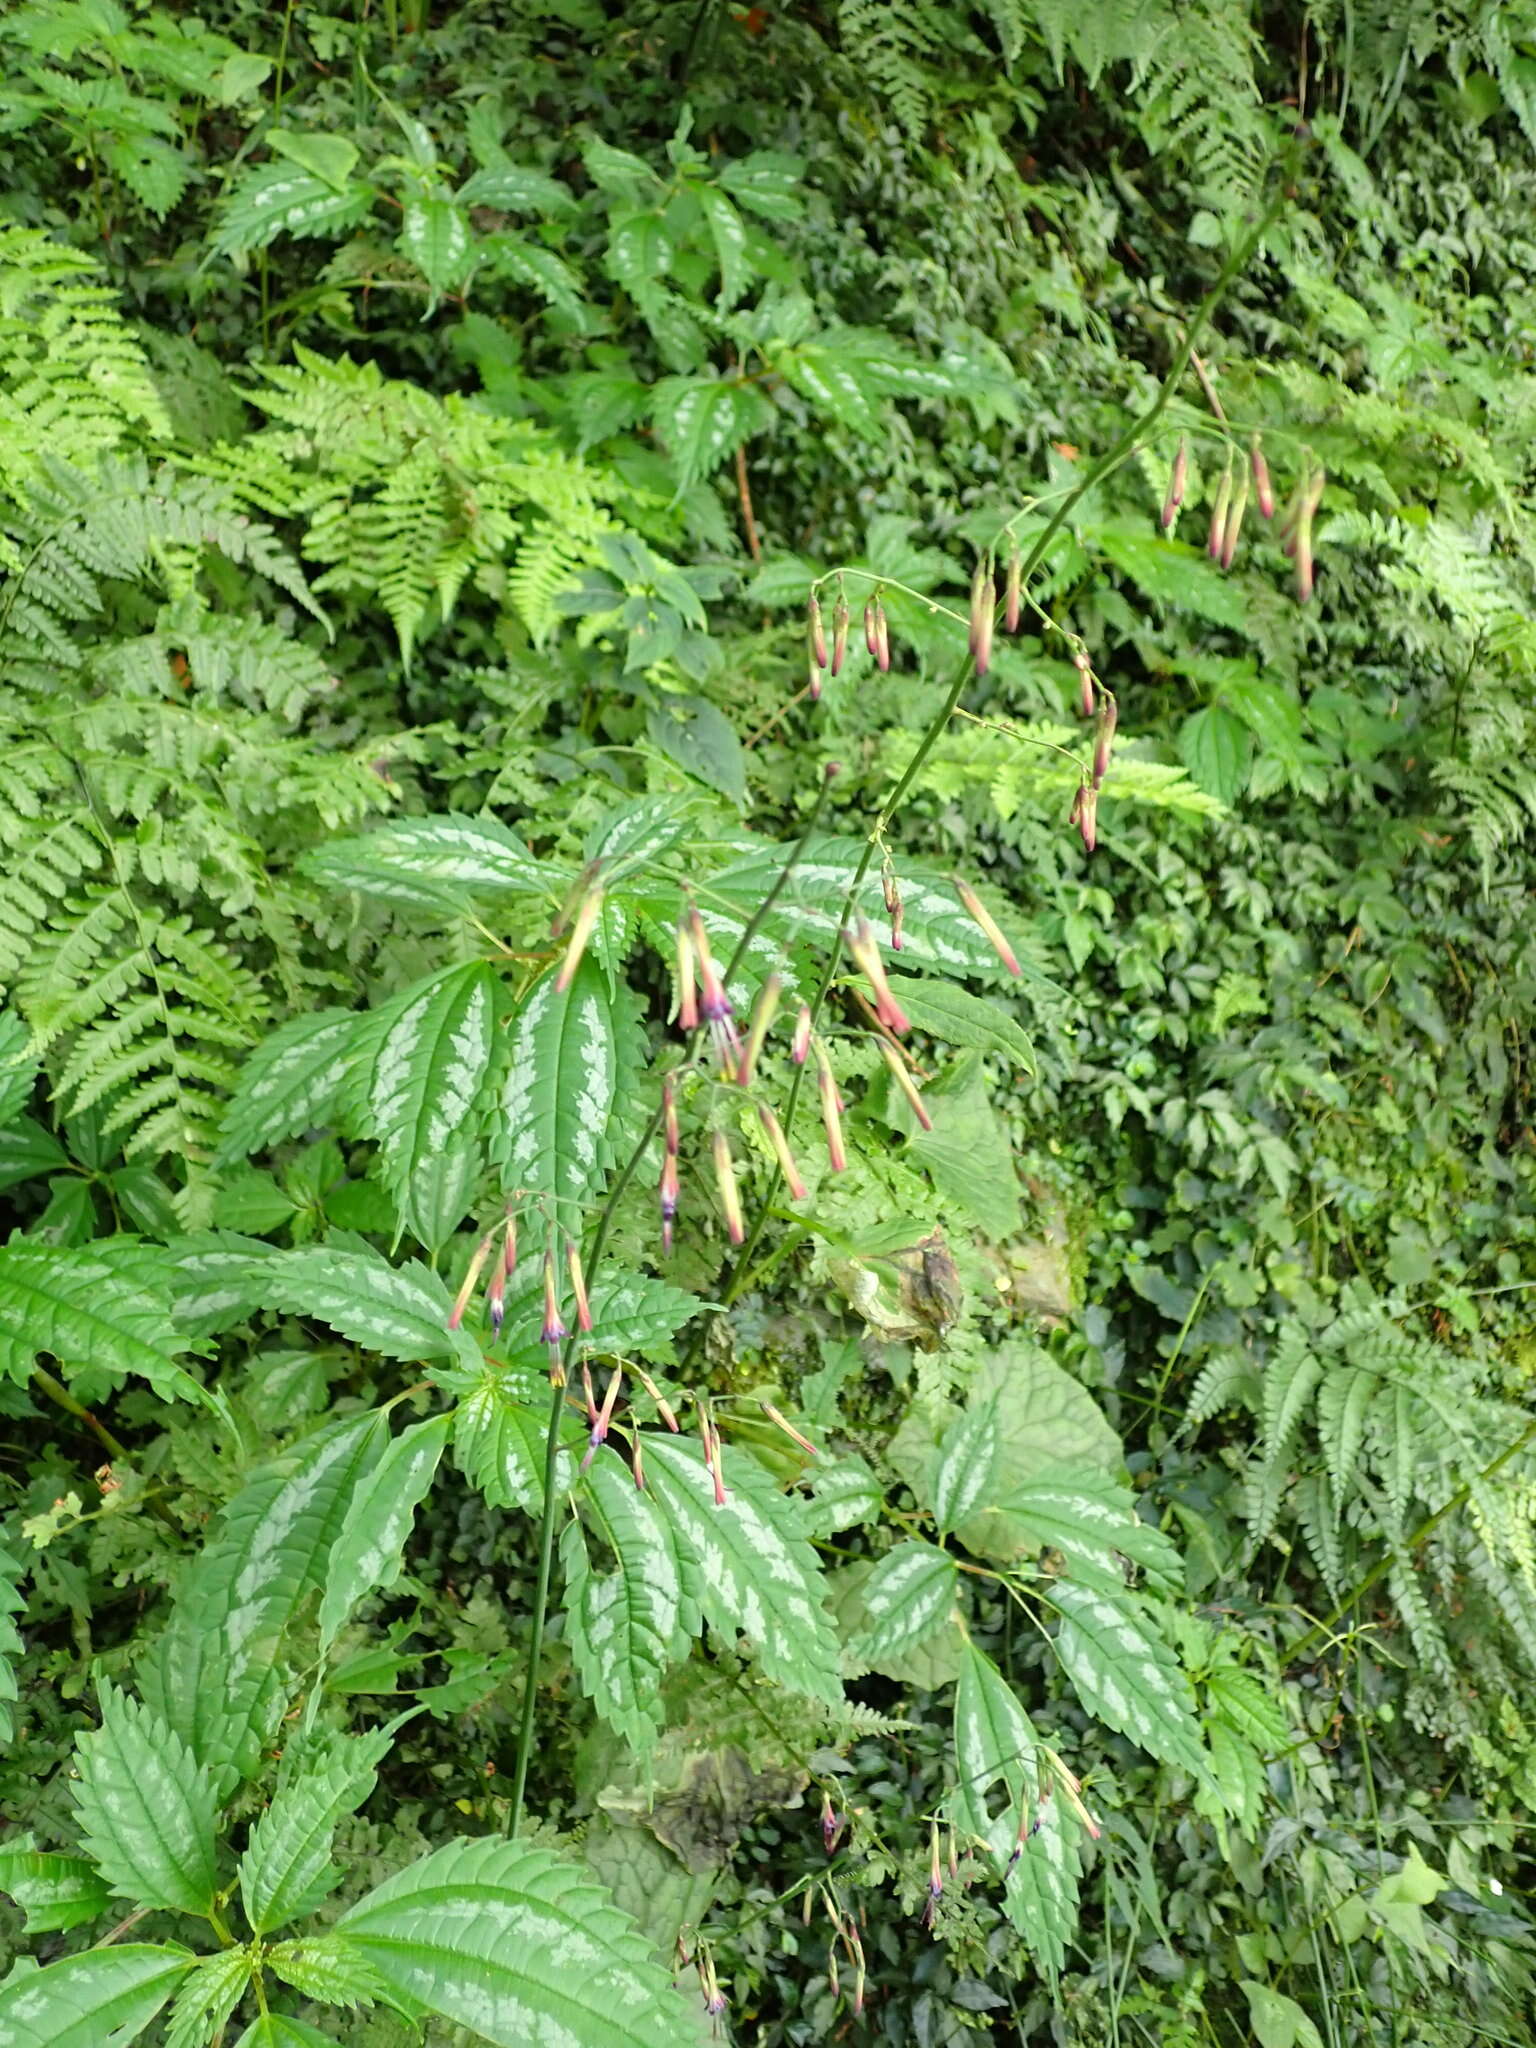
xmin=32 ymin=1367 xmax=127 ymax=1461
xmin=505 ymin=771 xmax=839 ymax=1834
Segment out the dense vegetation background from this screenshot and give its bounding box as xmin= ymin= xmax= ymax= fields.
xmin=1 ymin=2 xmax=1535 ymax=2043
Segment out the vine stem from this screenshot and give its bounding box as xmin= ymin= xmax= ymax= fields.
xmin=721 ymin=196 xmax=1281 ymax=1308
xmin=505 ymin=770 xmax=840 ymax=1834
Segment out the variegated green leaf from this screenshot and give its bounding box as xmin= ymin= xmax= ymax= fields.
xmin=949 ymin=1643 xmax=1080 ymax=1977
xmin=1049 ymin=1582 xmax=1207 ymax=1777
xmin=163 ymin=1232 xmax=274 ymax=1335
xmin=801 ymin=1455 xmax=883 ymax=1537
xmin=163 ymin=1947 xmax=252 ymax=2048
xmin=0 ymin=1835 xmax=112 ymax=1934
xmin=500 ymin=1267 xmax=700 ymax=1368
xmin=0 ymin=1241 xmax=209 ymax=1402
xmin=240 ymin=1726 xmax=393 ymax=1933
xmin=453 ymin=1366 xmax=578 ymax=1513
xmin=0 ymin=1533 xmax=22 ymax=1746
xmin=140 ymin=1410 xmax=389 ymax=1791
xmin=928 ymin=1397 xmax=998 ymax=1535
xmin=265 ymin=1932 xmax=395 ymax=2014
xmin=1003 ymin=1464 xmax=1184 ymax=1592
xmin=72 ymin=1683 xmax=219 ymax=1915
xmin=300 ymin=813 xmax=557 ymax=915
xmin=337 ymin=1835 xmax=686 ymax=2048
xmin=365 ymin=962 xmax=496 ymax=1203
xmin=0 ymin=1945 xmax=192 ymax=2048
xmin=851 ymin=1541 xmax=959 ymax=1663
xmin=492 ymin=958 xmax=644 ymax=1225
xmin=238 ymin=1246 xmax=468 ymax=1364
xmin=216 ymin=1010 xmax=361 ymax=1165
xmin=564 ymin=1455 xmax=698 ymax=1750
xmin=643 ymin=1433 xmax=841 ymax=1703
xmin=319 ymin=1412 xmax=452 ymax=1647
xmin=232 ymin=2017 xmax=340 ymax=2048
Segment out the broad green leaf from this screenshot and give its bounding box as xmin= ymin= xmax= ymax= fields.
xmin=338 ymin=1834 xmax=686 ymax=2048
xmin=651 ymin=374 xmax=766 ymax=490
xmin=163 ymin=1948 xmax=252 ymax=2048
xmin=850 ymin=1540 xmax=959 ymax=1662
xmin=0 ymin=1534 xmax=21 ymax=1743
xmin=583 ymin=793 xmax=693 ymax=873
xmin=319 ymin=1411 xmax=453 ymax=1647
xmin=492 ymin=958 xmax=644 ymax=1225
xmin=454 ymin=1366 xmax=578 ymax=1512
xmin=564 ymin=1455 xmax=697 ymax=1749
xmin=881 ymin=972 xmax=1035 ymax=1070
xmin=140 ymin=1410 xmax=389 ymax=1791
xmin=1179 ymin=703 xmax=1251 ymax=802
xmin=240 ymin=1727 xmax=393 ymax=1933
xmin=0 ymin=1241 xmax=208 ymax=1401
xmin=209 ymin=164 xmax=372 ymax=260
xmin=1049 ymin=1582 xmax=1206 ymax=1777
xmin=0 ymin=1115 xmax=69 ymax=1191
xmin=718 ymin=150 xmax=804 ymax=218
xmin=951 ymin=1344 xmax=1123 ymax=1560
xmin=401 ymin=1133 xmax=479 ymax=1253
xmin=301 ymin=814 xmax=557 ymax=916
xmin=606 ymin=210 xmax=673 ymax=294
xmin=643 ymin=1432 xmax=841 ymax=1703
xmin=582 ymin=134 xmax=658 ymax=200
xmin=1222 ymin=670 xmax=1305 ymax=763
xmin=1206 ymin=1665 xmax=1289 ymax=1752
xmin=399 ymin=197 xmax=472 ymax=301
xmin=72 ymin=1682 xmax=219 ymax=1915
xmin=232 ymin=2019 xmax=340 ymax=2048
xmin=501 ymin=1268 xmax=701 ymax=1369
xmin=0 ymin=1009 xmax=37 ymax=1122
xmin=1195 ymin=1717 xmax=1268 ymax=1838
xmin=774 ymin=339 xmax=883 ymax=438
xmin=905 ymin=1056 xmax=1021 ymax=1236
xmin=0 ymin=1945 xmax=192 ymax=2048
xmin=1002 ymin=1465 xmax=1184 ymax=1592
xmin=800 ymin=1455 xmax=883 ymax=1537
xmin=696 ymin=183 xmax=751 ymax=305
xmin=485 ymin=234 xmax=585 ymax=317
xmin=267 ymin=131 xmax=359 ymax=191
xmin=162 ymin=1232 xmax=274 ymax=1335
xmin=216 ymin=1011 xmax=361 ymax=1165
xmin=1240 ymin=1982 xmax=1326 ymax=2048
xmin=646 ymin=695 xmax=747 ymax=805
xmin=365 ymin=963 xmax=496 ymax=1205
xmin=240 ymin=1247 xmax=465 ymax=1363
xmin=949 ymin=1644 xmax=1080 ymax=1977
xmin=459 ymin=162 xmax=575 ymax=213
xmin=266 ymin=1931 xmax=395 ymax=2014
xmin=929 ymin=1397 xmax=999 ymax=1535
xmin=0 ymin=1835 xmax=112 ymax=1933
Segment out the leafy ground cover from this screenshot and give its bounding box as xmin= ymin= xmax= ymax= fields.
xmin=2 ymin=3 xmax=1535 ymax=2044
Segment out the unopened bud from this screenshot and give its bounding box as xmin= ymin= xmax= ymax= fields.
xmin=762 ymin=1400 xmax=817 ymax=1455
xmin=540 ymin=1249 xmax=567 ymax=1350
xmin=953 ymin=877 xmax=1021 ymax=977
xmin=822 ymin=1790 xmax=844 ymax=1854
xmin=659 ymin=1151 xmax=680 ymax=1255
xmin=1250 ymin=432 xmax=1274 ymax=518
xmin=675 ymin=916 xmax=698 ymax=1030
xmin=813 ymin=1039 xmax=847 ymax=1172
xmin=873 ymin=595 xmax=890 ymax=671
xmin=633 ymin=1365 xmax=680 ymax=1432
xmin=447 ymin=1228 xmax=497 ymax=1330
xmin=1160 ymin=435 xmax=1188 ymax=530
xmin=689 ymin=909 xmax=733 ymax=1024
xmin=969 ymin=559 xmax=995 ymax=676
xmin=807 ymin=592 xmax=827 ymax=669
xmin=929 ymin=1821 xmax=944 ymax=1902
xmin=555 ymin=884 xmax=603 ymax=993
xmin=712 ymin=1128 xmax=744 ymax=1243
xmin=502 ymin=1212 xmax=518 ymax=1281
xmin=830 ymin=591 xmax=849 ymax=676
xmin=632 ymin=1434 xmax=645 ymax=1489
xmin=807 ymin=651 xmax=822 ymax=704
xmin=738 ymin=973 xmax=781 ymax=1087
xmin=566 ymin=1238 xmax=592 ymax=1333
xmin=878 ymin=1038 xmax=933 ymax=1131
xmin=1208 ymin=456 xmax=1233 ymax=561
xmin=864 ymin=598 xmax=880 ymax=660
xmin=1220 ymin=465 xmax=1249 ymax=570
xmin=1003 ymin=541 xmax=1022 ymax=632
xmin=486 ymin=1256 xmax=506 ymax=1336
xmin=1091 ymin=693 xmax=1117 ymax=790
xmin=845 ymin=916 xmax=909 ymax=1033
xmin=1072 ymin=781 xmax=1098 ymax=854
xmin=758 ymin=1103 xmax=807 ymax=1201
xmin=791 ymin=1002 xmax=813 ymax=1064
xmin=1073 ymin=646 xmax=1094 ymax=720
xmin=581 ymin=1366 xmax=623 ymax=1470
xmin=881 ymin=855 xmax=904 ymax=951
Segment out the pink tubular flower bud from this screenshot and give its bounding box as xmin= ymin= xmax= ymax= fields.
xmin=676 ymin=916 xmax=698 ymax=1031
xmin=845 ymin=915 xmax=909 ymax=1033
xmin=762 ymin=1401 xmax=817 ymax=1455
xmin=1250 ymin=432 xmax=1274 ymax=519
xmin=540 ymin=1249 xmax=567 ymax=1350
xmin=486 ymin=1257 xmax=506 ymax=1336
xmin=659 ymin=1151 xmax=680 ymax=1255
xmin=1004 ymin=541 xmax=1022 ymax=633
xmin=813 ymin=1039 xmax=847 ymax=1172
xmin=807 ymin=593 xmax=827 ymax=670
xmin=881 ymin=855 xmax=905 ymax=952
xmin=879 ymin=1038 xmax=933 ymax=1131
xmin=953 ymin=877 xmax=1021 ymax=977
xmin=632 ymin=1434 xmax=645 ymax=1489
xmin=1160 ymin=435 xmax=1188 ymax=530
xmin=566 ymin=1238 xmax=592 ymax=1333
xmin=502 ymin=1212 xmax=518 ymax=1281
xmin=758 ymin=1102 xmax=807 ymax=1201
xmin=689 ymin=909 xmax=733 ymax=1024
xmin=447 ymin=1228 xmax=497 ymax=1331
xmin=873 ymin=595 xmax=890 ymax=671
xmin=738 ymin=973 xmax=781 ymax=1087
xmin=864 ymin=598 xmax=880 ymax=661
xmin=1220 ymin=464 xmax=1249 ymax=571
xmin=1092 ymin=693 xmax=1117 ymax=791
xmin=1072 ymin=781 xmax=1098 ymax=854
xmin=554 ymin=884 xmax=603 ymax=993
xmin=1073 ymin=646 xmax=1095 ymax=720
xmin=581 ymin=1366 xmax=623 ymax=1471
xmin=712 ymin=1128 xmax=744 ymax=1244
xmin=969 ymin=559 xmax=995 ymax=677
xmin=830 ymin=591 xmax=849 ymax=677
xmin=808 ymin=651 xmax=822 ymax=704
xmin=791 ymin=1002 xmax=813 ymax=1065
xmin=1208 ymin=455 xmax=1233 ymax=561
xmin=634 ymin=1365 xmax=680 ymax=1432
xmin=822 ymin=1790 xmax=844 ymax=1854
